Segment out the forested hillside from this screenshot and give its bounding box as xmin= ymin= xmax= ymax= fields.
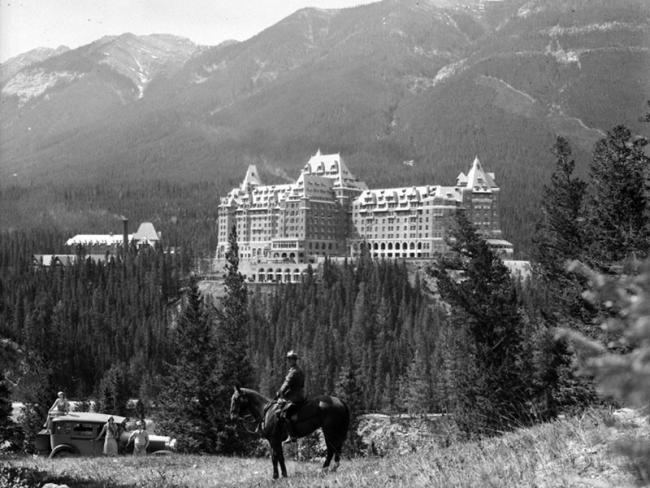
xmin=1 ymin=0 xmax=648 ymax=256
xmin=0 ymin=181 xmax=220 ymax=256
xmin=1 ymin=0 xmax=649 ymax=460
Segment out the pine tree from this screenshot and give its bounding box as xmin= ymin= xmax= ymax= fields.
xmin=430 ymin=210 xmax=531 ymax=435
xmin=0 ymin=378 xmax=13 ymax=433
xmin=401 ymin=348 xmax=431 ymax=415
xmin=560 ymin=259 xmax=650 ymax=482
xmin=335 ymin=365 xmax=365 ymax=456
xmin=157 ymin=276 xmax=218 ymax=453
xmin=213 ymin=226 xmax=254 ymax=453
xmin=533 ymin=136 xmax=587 ymax=277
xmin=585 ymin=125 xmax=649 ymax=267
xmin=97 ymin=362 xmax=130 ymax=416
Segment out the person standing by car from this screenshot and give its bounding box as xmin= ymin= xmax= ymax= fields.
xmin=95 ymin=416 xmax=119 ymax=456
xmin=127 ymin=420 xmax=150 ymax=456
xmin=46 ymin=391 xmax=70 ymax=432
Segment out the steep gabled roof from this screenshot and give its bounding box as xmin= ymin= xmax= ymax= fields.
xmin=133 ymin=222 xmax=160 ymax=241
xmin=240 ymin=165 xmax=263 ymax=192
xmin=456 ymin=156 xmax=497 ymax=190
xmin=301 ymin=150 xmax=367 ymax=191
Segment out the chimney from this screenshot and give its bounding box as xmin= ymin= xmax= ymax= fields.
xmin=122 ymin=217 xmax=129 ymax=254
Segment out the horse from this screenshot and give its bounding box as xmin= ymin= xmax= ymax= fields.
xmin=230 ymin=386 xmax=350 ymax=479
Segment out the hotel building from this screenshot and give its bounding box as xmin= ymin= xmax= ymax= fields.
xmin=216 ymin=151 xmax=511 ymax=281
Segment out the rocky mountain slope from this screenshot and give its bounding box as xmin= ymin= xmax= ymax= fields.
xmin=1 ymin=0 xmax=648 ymax=254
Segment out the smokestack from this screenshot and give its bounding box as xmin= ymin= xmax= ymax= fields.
xmin=122 ymin=217 xmax=129 ymax=254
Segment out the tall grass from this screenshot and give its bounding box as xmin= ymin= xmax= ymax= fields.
xmin=2 ymin=409 xmax=644 ymax=488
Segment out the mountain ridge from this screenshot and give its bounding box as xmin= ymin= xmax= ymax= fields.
xmin=1 ymin=0 xmax=648 ymax=255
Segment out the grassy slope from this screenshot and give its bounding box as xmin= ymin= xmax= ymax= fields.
xmin=3 ymin=410 xmax=648 ymax=488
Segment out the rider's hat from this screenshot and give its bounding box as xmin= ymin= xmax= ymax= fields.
xmin=286 ymin=350 xmax=299 ymax=359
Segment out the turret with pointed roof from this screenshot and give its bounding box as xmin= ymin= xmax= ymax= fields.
xmin=240 ymin=165 xmax=263 ymax=192
xmin=456 ymin=156 xmax=497 ymax=191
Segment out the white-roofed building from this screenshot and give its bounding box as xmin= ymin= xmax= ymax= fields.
xmin=65 ymin=222 xmax=160 ymax=253
xmin=349 ymin=156 xmax=511 ymax=259
xmin=217 ymin=152 xmax=512 ymax=279
xmin=216 ymin=150 xmax=367 ymax=267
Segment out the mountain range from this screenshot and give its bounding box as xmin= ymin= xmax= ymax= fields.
xmin=1 ymin=0 xmax=649 ymax=254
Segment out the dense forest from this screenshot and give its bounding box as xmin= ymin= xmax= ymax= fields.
xmin=0 ymin=118 xmax=649 ymax=453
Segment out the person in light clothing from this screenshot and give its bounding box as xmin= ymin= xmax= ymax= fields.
xmin=46 ymin=391 xmax=70 ymax=432
xmin=95 ymin=416 xmax=119 ymax=456
xmin=128 ymin=420 xmax=150 ymax=456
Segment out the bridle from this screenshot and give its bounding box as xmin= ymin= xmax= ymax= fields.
xmin=232 ymin=392 xmax=277 ymax=435
xmin=232 ymin=392 xmax=263 ymax=435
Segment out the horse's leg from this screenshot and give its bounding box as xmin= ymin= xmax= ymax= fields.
xmin=322 ymin=428 xmax=343 ymax=472
xmin=276 ymin=443 xmax=288 ymax=478
xmin=270 ymin=442 xmax=279 ymax=479
xmin=322 ymin=438 xmax=334 ymax=471
xmin=330 ymin=448 xmax=341 ymax=472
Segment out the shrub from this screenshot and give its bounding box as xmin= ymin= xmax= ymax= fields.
xmin=560 ymin=259 xmax=650 ymax=483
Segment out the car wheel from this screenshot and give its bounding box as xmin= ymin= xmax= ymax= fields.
xmin=49 ymin=447 xmax=77 ymax=458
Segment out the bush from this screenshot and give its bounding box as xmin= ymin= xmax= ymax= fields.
xmin=16 ymin=403 xmax=45 ymax=454
xmin=560 ymin=259 xmax=650 ymax=483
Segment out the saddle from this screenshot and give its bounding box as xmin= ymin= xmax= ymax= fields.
xmin=275 ymin=398 xmax=310 ymax=435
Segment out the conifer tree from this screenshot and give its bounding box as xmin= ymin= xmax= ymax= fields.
xmin=560 ymin=259 xmax=650 ymax=482
xmin=213 ymin=226 xmax=254 ymax=453
xmin=97 ymin=362 xmax=130 ymax=416
xmin=157 ymin=276 xmax=218 ymax=453
xmin=0 ymin=378 xmax=13 ymax=436
xmin=401 ymin=348 xmax=432 ymax=415
xmin=335 ymin=365 xmax=365 ymax=455
xmin=533 ymin=136 xmax=587 ymax=277
xmin=585 ymin=125 xmax=649 ymax=267
xmin=430 ymin=210 xmax=531 ymax=435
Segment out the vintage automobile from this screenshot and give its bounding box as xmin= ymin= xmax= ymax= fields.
xmin=35 ymin=412 xmax=177 ymax=458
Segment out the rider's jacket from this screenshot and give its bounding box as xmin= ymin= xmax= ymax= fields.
xmin=279 ymin=366 xmax=306 ymax=403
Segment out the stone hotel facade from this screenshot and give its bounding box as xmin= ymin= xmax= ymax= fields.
xmin=216 ymin=150 xmax=512 ymax=281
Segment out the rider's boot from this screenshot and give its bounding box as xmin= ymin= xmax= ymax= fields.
xmin=283 ymin=418 xmax=298 ymax=444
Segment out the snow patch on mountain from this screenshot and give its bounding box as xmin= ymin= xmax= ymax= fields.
xmin=431 ymin=58 xmax=467 ymax=86
xmin=2 ymin=69 xmax=82 ymax=104
xmin=192 ymin=73 xmax=209 ymax=84
xmin=203 ymin=61 xmax=227 ymax=74
xmin=543 ymin=22 xmax=646 ymax=37
xmin=545 ymin=41 xmax=581 ymax=67
xmin=251 ymin=58 xmax=278 ymax=86
xmin=517 ymin=2 xmax=545 ymax=18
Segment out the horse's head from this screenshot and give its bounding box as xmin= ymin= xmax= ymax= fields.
xmin=230 ymin=385 xmax=248 ymax=420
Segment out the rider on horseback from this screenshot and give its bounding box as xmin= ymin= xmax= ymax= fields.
xmin=277 ymin=350 xmax=305 ymax=443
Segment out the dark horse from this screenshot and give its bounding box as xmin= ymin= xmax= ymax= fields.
xmin=230 ymin=386 xmax=350 ymax=479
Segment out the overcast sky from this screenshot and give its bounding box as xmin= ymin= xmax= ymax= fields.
xmin=0 ymin=0 xmax=377 ymax=62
